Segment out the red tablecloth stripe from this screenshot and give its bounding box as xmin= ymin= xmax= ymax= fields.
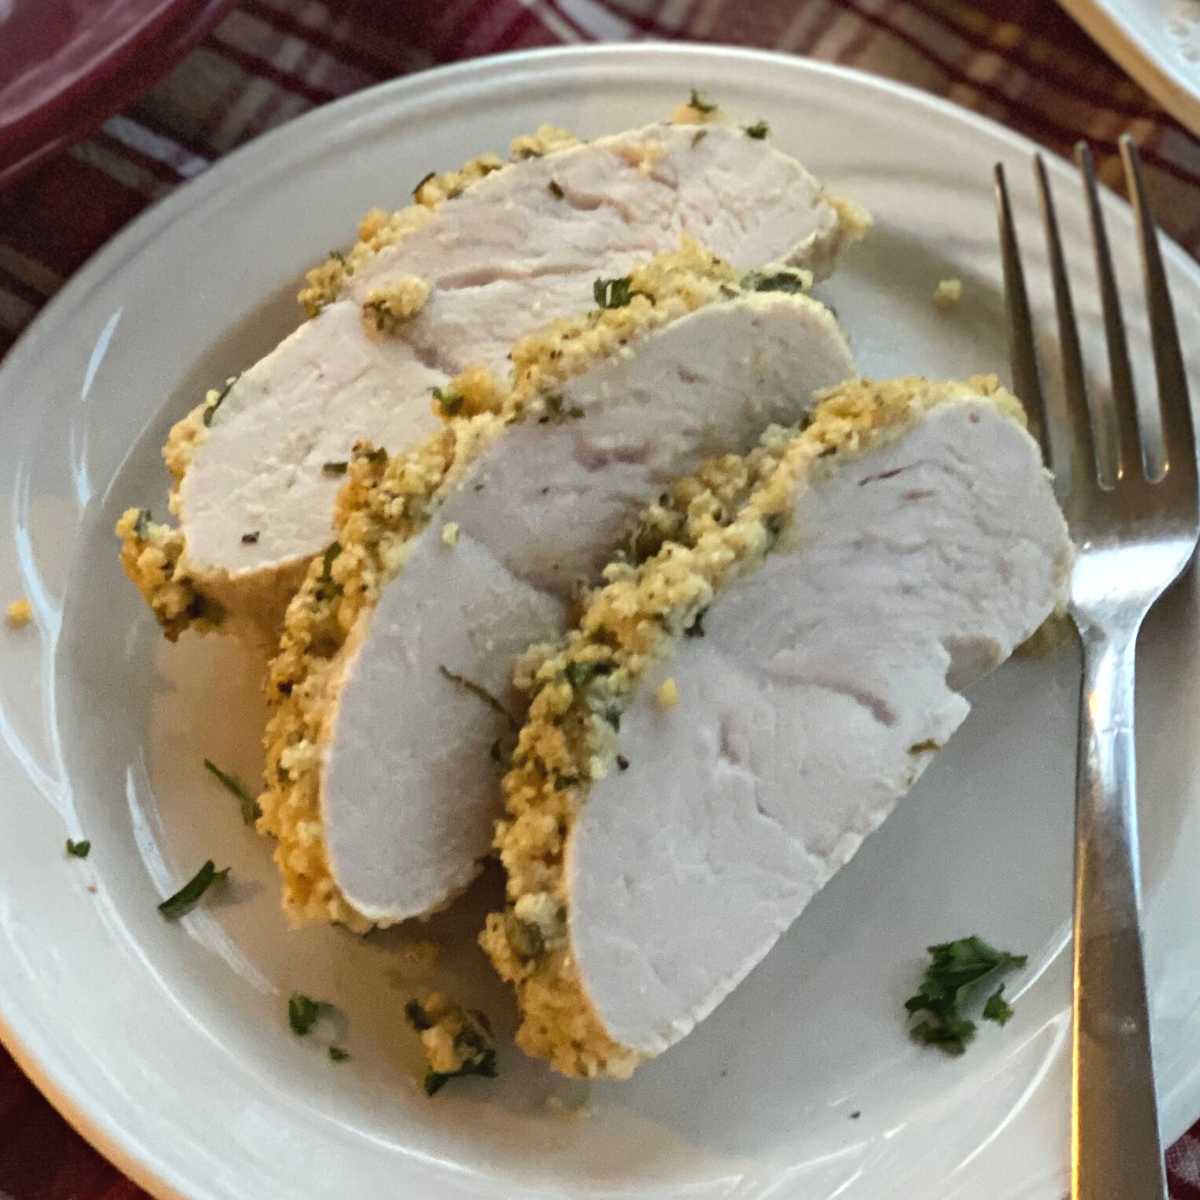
xmin=0 ymin=1 xmax=1197 ymax=1195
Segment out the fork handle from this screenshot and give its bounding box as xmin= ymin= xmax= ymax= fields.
xmin=1072 ymin=624 xmax=1164 ymax=1199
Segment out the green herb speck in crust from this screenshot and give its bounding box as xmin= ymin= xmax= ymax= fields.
xmin=565 ymin=660 xmax=612 ymax=690
xmin=743 ymin=120 xmax=769 ymax=139
xmin=202 ymin=375 xmax=239 ymax=427
xmin=133 ymin=508 xmax=152 ymax=539
xmin=65 ymin=838 xmax=91 ymax=858
xmin=157 ymin=860 xmax=229 ymax=920
xmin=412 ymin=170 xmax=436 ymax=199
xmin=288 ymin=993 xmax=331 ymax=1036
xmin=905 ymin=936 xmax=1027 ymax=1055
xmin=320 ymin=541 xmax=341 ymax=583
xmin=688 ymin=88 xmax=717 ymax=114
xmin=204 ymin=757 xmax=261 ymax=826
xmin=322 ymin=460 xmax=349 ymax=476
xmin=431 ymin=385 xmax=463 ymax=417
xmin=742 ymin=269 xmax=810 ymax=295
xmin=329 ymin=1045 xmax=350 ymax=1062
xmin=593 ymin=275 xmax=651 ymax=310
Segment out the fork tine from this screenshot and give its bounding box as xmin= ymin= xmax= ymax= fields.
xmin=1119 ymin=134 xmax=1196 ymax=491
xmin=1076 ymin=141 xmax=1143 ymax=483
xmin=1034 ymin=154 xmax=1095 ymax=493
xmin=994 ymin=163 xmax=1049 ymax=461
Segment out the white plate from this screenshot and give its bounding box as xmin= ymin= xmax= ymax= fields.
xmin=1058 ymin=0 xmax=1200 ymax=135
xmin=2 ymin=44 xmax=1200 ymax=1200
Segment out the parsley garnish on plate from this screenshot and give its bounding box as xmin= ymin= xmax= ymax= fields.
xmin=905 ymin=936 xmax=1027 ymax=1054
xmin=321 ymin=461 xmax=348 ymax=477
xmin=65 ymin=838 xmax=91 ymax=858
xmin=743 ymin=120 xmax=770 ymax=139
xmin=158 ymin=860 xmax=229 ymax=920
xmin=329 ymin=1045 xmax=350 ymax=1062
xmin=405 ymin=999 xmax=498 ymax=1096
xmin=425 ymin=1049 xmax=498 ymax=1096
xmin=203 ymin=758 xmax=261 ymax=826
xmin=689 ymin=88 xmax=718 ymax=114
xmin=289 ymin=993 xmax=331 ymax=1036
xmin=548 ymin=179 xmax=565 ymax=199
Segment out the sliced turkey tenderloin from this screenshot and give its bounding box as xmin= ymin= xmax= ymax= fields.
xmin=117 ymin=120 xmax=868 ymax=643
xmin=481 ymin=375 xmax=1073 ymax=1080
xmin=259 ymin=244 xmax=855 ymax=930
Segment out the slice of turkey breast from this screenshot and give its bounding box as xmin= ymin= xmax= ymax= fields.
xmin=481 ymin=375 xmax=1073 ymax=1080
xmin=117 ymin=120 xmax=868 ymax=644
xmin=258 ymin=244 xmax=855 ymax=931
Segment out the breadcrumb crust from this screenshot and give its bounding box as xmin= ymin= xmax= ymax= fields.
xmin=480 ymin=376 xmax=1029 ymax=1079
xmin=257 ymin=242 xmax=749 ymax=930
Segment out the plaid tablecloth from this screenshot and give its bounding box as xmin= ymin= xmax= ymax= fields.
xmin=1 ymin=1 xmax=1198 ymax=1196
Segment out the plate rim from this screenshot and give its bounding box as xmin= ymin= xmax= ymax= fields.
xmin=3 ymin=40 xmax=1200 ymax=1200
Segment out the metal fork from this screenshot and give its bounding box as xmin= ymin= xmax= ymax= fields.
xmin=995 ymin=138 xmax=1198 ymax=1200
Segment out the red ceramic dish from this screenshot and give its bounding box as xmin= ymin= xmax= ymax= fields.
xmin=0 ymin=0 xmax=235 ymax=189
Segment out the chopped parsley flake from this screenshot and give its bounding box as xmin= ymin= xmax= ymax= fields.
xmin=404 ymin=999 xmax=433 ymax=1031
xmin=908 ymin=739 xmax=941 ymax=754
xmin=431 ymin=385 xmax=463 ymax=417
xmin=593 ymin=275 xmax=650 ymax=310
xmin=506 ymin=915 xmax=546 ymax=961
xmin=565 ymin=660 xmax=612 ymax=689
xmin=742 ymin=269 xmax=810 ymax=295
xmin=321 ymin=460 xmax=349 ymax=476
xmin=983 ymin=986 xmax=1015 ymax=1026
xmin=202 ymin=375 xmax=239 ymax=427
xmin=65 ymin=838 xmax=91 ymax=858
xmin=157 ymin=860 xmax=229 ymax=920
xmin=320 ymin=541 xmax=341 ymax=583
xmin=689 ymin=88 xmax=717 ymax=114
xmin=548 ymin=179 xmax=564 ymax=199
xmin=616 ymin=754 xmax=630 ymax=772
xmin=413 ymin=170 xmax=436 ymax=198
xmin=905 ymin=936 xmax=1027 ymax=1054
xmin=288 ymin=993 xmax=328 ymax=1036
xmin=692 ymin=129 xmax=708 ymax=147
xmin=329 ymin=1045 xmax=350 ymax=1062
xmin=241 ymin=531 xmax=260 ymax=545
xmin=743 ymin=120 xmax=769 ymax=139
xmin=204 ymin=758 xmax=261 ymax=826
xmin=133 ymin=509 xmax=152 ymax=539
xmin=405 ymin=999 xmax=498 ymax=1096
xmin=425 ymin=1050 xmax=498 ymax=1096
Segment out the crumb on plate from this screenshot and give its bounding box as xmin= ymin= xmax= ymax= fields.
xmin=934 ymin=278 xmax=963 ymax=308
xmin=6 ymin=599 xmax=32 ymax=628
